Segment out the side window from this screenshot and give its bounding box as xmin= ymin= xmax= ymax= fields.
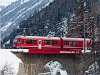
xmin=26 ymin=40 xmax=37 ymax=44
xmin=45 ymin=40 xmax=58 ymax=45
xmin=45 ymin=40 xmax=51 ymax=44
xmin=32 ymin=40 xmax=37 ymax=44
xmin=72 ymin=42 xmax=77 ymax=47
xmin=64 ymin=41 xmax=69 ymax=45
xmin=52 ymin=40 xmax=58 ymax=44
xmin=70 ymin=41 xmax=73 ymax=45
xmin=70 ymin=41 xmax=77 ymax=47
xmin=64 ymin=41 xmax=77 ymax=47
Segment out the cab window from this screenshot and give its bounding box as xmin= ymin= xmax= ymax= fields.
xmin=18 ymin=39 xmax=24 ymax=44
xmin=13 ymin=38 xmax=18 ymax=42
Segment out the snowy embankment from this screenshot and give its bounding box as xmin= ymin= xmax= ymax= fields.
xmin=85 ymin=61 xmax=100 ymax=75
xmin=0 ymin=49 xmax=24 ymax=75
xmin=39 ymin=61 xmax=68 ymax=75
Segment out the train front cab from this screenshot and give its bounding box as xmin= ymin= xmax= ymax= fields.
xmin=13 ymin=36 xmax=38 ymax=49
xmin=12 ymin=36 xmax=24 ymax=48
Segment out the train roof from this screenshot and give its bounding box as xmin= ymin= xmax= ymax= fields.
xmin=15 ymin=36 xmax=60 ymax=39
xmin=62 ymin=37 xmax=90 ymax=41
xmin=15 ymin=36 xmax=90 ymax=41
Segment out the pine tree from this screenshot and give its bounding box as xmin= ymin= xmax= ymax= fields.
xmin=67 ymin=0 xmax=96 ymax=39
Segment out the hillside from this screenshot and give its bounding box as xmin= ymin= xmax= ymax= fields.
xmin=0 ymin=0 xmax=54 ymax=42
xmin=1 ymin=0 xmax=78 ymax=46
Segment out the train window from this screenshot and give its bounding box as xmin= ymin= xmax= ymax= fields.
xmin=70 ymin=41 xmax=77 ymax=47
xmin=70 ymin=42 xmax=73 ymax=45
xmin=13 ymin=38 xmax=18 ymax=42
xmin=52 ymin=40 xmax=58 ymax=44
xmin=18 ymin=39 xmax=24 ymax=44
xmin=45 ymin=40 xmax=51 ymax=44
xmin=73 ymin=42 xmax=77 ymax=47
xmin=26 ymin=40 xmax=37 ymax=44
xmin=45 ymin=40 xmax=58 ymax=45
xmin=64 ymin=41 xmax=69 ymax=45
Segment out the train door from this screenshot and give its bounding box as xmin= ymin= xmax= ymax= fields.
xmin=38 ymin=40 xmax=42 ymax=49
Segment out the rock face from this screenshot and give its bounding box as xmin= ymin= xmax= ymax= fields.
xmin=14 ymin=53 xmax=94 ymax=75
xmin=17 ymin=63 xmax=25 ymax=75
xmin=43 ymin=61 xmax=68 ymax=75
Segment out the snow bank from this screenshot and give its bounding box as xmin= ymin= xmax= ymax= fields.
xmin=0 ymin=0 xmax=17 ymax=7
xmin=85 ymin=61 xmax=99 ymax=75
xmin=43 ymin=61 xmax=68 ymax=75
xmin=0 ymin=49 xmax=22 ymax=75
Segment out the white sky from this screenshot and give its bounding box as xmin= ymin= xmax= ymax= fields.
xmin=0 ymin=0 xmax=17 ymax=6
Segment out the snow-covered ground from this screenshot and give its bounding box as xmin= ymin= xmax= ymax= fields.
xmin=0 ymin=49 xmax=23 ymax=75
xmin=85 ymin=61 xmax=100 ymax=75
xmin=39 ymin=61 xmax=68 ymax=75
xmin=0 ymin=0 xmax=17 ymax=7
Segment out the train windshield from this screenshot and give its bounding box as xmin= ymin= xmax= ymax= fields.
xmin=13 ymin=37 xmax=19 ymax=43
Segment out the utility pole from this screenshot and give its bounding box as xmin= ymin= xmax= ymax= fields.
xmin=97 ymin=15 xmax=100 ymax=53
xmin=0 ymin=12 xmax=1 ymax=48
xmin=83 ymin=16 xmax=86 ymax=53
xmin=81 ymin=0 xmax=86 ymax=74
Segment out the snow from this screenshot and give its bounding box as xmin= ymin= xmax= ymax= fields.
xmin=60 ymin=70 xmax=68 ymax=75
xmin=14 ymin=35 xmax=61 ymax=40
xmin=62 ymin=38 xmax=91 ymax=41
xmin=85 ymin=61 xmax=100 ymax=75
xmin=0 ymin=0 xmax=30 ymax=7
xmin=0 ymin=49 xmax=22 ymax=75
xmin=5 ymin=40 xmax=10 ymax=44
xmin=0 ymin=0 xmax=17 ymax=7
xmin=82 ymin=49 xmax=91 ymax=53
xmin=44 ymin=61 xmax=68 ymax=75
xmin=0 ymin=49 xmax=29 ymax=53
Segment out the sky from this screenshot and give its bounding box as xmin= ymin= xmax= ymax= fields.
xmin=0 ymin=0 xmax=17 ymax=6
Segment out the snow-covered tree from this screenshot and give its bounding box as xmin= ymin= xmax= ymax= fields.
xmin=0 ymin=63 xmax=15 ymax=75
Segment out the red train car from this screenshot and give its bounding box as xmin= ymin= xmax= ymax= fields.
xmin=61 ymin=38 xmax=91 ymax=54
xmin=12 ymin=36 xmax=92 ymax=54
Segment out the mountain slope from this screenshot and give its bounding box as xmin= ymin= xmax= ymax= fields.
xmin=0 ymin=0 xmax=54 ymax=41
xmin=1 ymin=0 xmax=79 ymax=46
xmin=1 ymin=0 xmax=96 ymax=47
xmin=17 ymin=0 xmax=78 ymax=37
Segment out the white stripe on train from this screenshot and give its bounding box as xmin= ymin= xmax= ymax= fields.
xmin=0 ymin=49 xmax=91 ymax=54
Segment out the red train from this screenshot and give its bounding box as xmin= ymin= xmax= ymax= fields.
xmin=12 ymin=36 xmax=92 ymax=54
